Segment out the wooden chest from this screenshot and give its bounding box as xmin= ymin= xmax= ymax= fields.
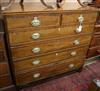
xmin=3 ymin=2 xmax=98 ymax=86
xmin=87 ymin=12 xmax=100 ymax=58
xmin=0 ymin=15 xmax=13 ymax=91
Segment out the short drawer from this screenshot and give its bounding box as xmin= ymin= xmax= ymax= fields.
xmin=15 ymin=56 xmax=84 ymax=85
xmin=0 ymin=74 xmax=12 ymax=88
xmin=14 ymin=45 xmax=88 ymax=72
xmin=9 ymin=24 xmax=94 ymax=45
xmin=0 ymin=62 xmax=9 ymax=75
xmin=11 ymin=34 xmax=91 ymax=59
xmin=6 ymin=13 xmax=60 ymax=29
xmin=62 ymin=12 xmax=97 ymax=25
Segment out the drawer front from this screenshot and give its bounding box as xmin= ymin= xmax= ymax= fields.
xmin=87 ymin=47 xmax=99 ymax=58
xmin=0 ymin=62 xmax=9 ymax=75
xmin=0 ymin=33 xmax=4 ymax=49
xmin=90 ymin=35 xmax=100 ymax=47
xmin=9 ymin=25 xmax=94 ymax=45
xmin=0 ymin=75 xmax=12 ymax=88
xmin=14 ymin=46 xmax=88 ymax=72
xmin=0 ymin=50 xmax=6 ymax=62
xmin=15 ymin=57 xmax=84 ymax=85
xmin=62 ymin=12 xmax=97 ymax=25
xmin=6 ymin=14 xmax=60 ymax=29
xmin=11 ymin=35 xmax=91 ymax=59
xmin=94 ymin=27 xmax=100 ymax=33
xmin=97 ymin=13 xmax=100 ymax=24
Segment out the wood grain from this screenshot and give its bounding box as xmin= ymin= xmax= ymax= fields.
xmin=6 ymin=14 xmax=60 ymax=29
xmin=62 ymin=12 xmax=97 ymax=25
xmin=11 ymin=34 xmax=91 ymax=59
xmin=14 ymin=45 xmax=88 ymax=72
xmin=9 ymin=24 xmax=94 ymax=45
xmin=0 ymin=50 xmax=6 ymax=62
xmin=0 ymin=62 xmax=9 ymax=75
xmin=0 ymin=74 xmax=12 ymax=88
xmin=0 ymin=18 xmax=13 ymax=90
xmin=87 ymin=13 xmax=100 ymax=58
xmin=2 ymin=2 xmax=98 ymax=87
xmin=15 ymin=56 xmax=84 ymax=85
xmin=0 ymin=33 xmax=4 ymax=49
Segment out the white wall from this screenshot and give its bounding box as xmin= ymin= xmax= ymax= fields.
xmin=1 ymin=0 xmax=77 ymax=3
xmin=18 ymin=0 xmax=77 ymax=2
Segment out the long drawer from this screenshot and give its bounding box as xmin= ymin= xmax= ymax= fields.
xmin=0 ymin=74 xmax=12 ymax=88
xmin=11 ymin=34 xmax=91 ymax=59
xmin=14 ymin=45 xmax=88 ymax=72
xmin=6 ymin=13 xmax=60 ymax=29
xmin=15 ymin=56 xmax=84 ymax=85
xmin=62 ymin=12 xmax=97 ymax=26
xmin=9 ymin=25 xmax=94 ymax=45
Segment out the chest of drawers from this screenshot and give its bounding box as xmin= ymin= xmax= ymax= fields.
xmin=0 ymin=15 xmax=15 ymax=91
xmin=3 ymin=2 xmax=98 ymax=87
xmin=87 ymin=12 xmax=100 ymax=58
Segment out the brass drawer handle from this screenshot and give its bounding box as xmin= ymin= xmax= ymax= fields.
xmin=71 ymin=51 xmax=77 ymax=56
xmin=69 ymin=64 xmax=75 ymax=68
xmin=31 ymin=17 xmax=40 ymax=27
xmin=76 ymin=25 xmax=83 ymax=33
xmin=33 ymin=73 xmax=40 ymax=78
xmin=32 ymin=47 xmax=41 ymax=53
xmin=32 ymin=60 xmax=40 ymax=65
xmin=73 ymin=40 xmax=80 ymax=45
xmin=78 ymin=15 xmax=84 ymax=24
xmin=32 ymin=33 xmax=40 ymax=40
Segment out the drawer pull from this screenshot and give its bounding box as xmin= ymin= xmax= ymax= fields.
xmin=32 ymin=33 xmax=40 ymax=39
xmin=76 ymin=25 xmax=83 ymax=33
xmin=31 ymin=17 xmax=40 ymax=27
xmin=71 ymin=51 xmax=77 ymax=56
xmin=32 ymin=60 xmax=40 ymax=65
xmin=33 ymin=73 xmax=40 ymax=78
xmin=73 ymin=40 xmax=80 ymax=45
xmin=69 ymin=64 xmax=75 ymax=68
xmin=32 ymin=47 xmax=41 ymax=53
xmin=78 ymin=15 xmax=84 ymax=24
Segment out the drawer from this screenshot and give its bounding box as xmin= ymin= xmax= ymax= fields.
xmin=0 ymin=33 xmax=4 ymax=49
xmin=9 ymin=24 xmax=94 ymax=45
xmin=62 ymin=12 xmax=97 ymax=25
xmin=94 ymin=27 xmax=100 ymax=34
xmin=15 ymin=56 xmax=84 ymax=85
xmin=87 ymin=47 xmax=99 ymax=58
xmin=11 ymin=34 xmax=91 ymax=59
xmin=6 ymin=14 xmax=60 ymax=29
xmin=0 ymin=50 xmax=6 ymax=62
xmin=90 ymin=35 xmax=100 ymax=47
xmin=14 ymin=45 xmax=88 ymax=72
xmin=97 ymin=13 xmax=100 ymax=24
xmin=0 ymin=74 xmax=12 ymax=88
xmin=0 ymin=62 xmax=9 ymax=75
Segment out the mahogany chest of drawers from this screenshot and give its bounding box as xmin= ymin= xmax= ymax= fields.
xmin=3 ymin=2 xmax=98 ymax=87
xmin=0 ymin=15 xmax=15 ymax=91
xmin=87 ymin=12 xmax=100 ymax=58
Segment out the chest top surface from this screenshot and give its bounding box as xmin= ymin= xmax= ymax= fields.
xmin=2 ymin=2 xmax=100 ymax=15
